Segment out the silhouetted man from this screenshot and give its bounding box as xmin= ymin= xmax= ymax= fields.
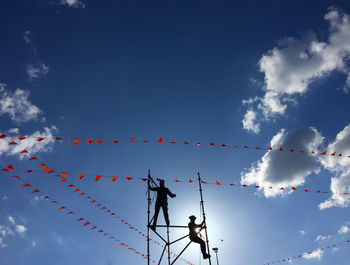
xmin=188 ymin=215 xmax=211 ymax=259
xmin=148 ymin=179 xmax=176 ymax=231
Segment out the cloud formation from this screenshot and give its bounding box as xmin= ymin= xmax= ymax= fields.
xmin=0 ymin=216 xmax=28 ymax=247
xmin=241 ymin=127 xmax=323 ymax=197
xmin=319 ymin=124 xmax=350 ymax=210
xmin=242 ymin=8 xmax=350 ymax=133
xmin=303 ymin=249 xmax=324 ymax=260
xmin=57 ymin=0 xmax=85 ymax=8
xmin=26 ymin=63 xmax=49 ymax=80
xmin=0 ymin=84 xmax=42 ymax=123
xmin=338 ymin=225 xmax=350 ymax=234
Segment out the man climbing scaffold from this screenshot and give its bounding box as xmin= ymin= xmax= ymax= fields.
xmin=188 ymin=215 xmax=211 ymax=259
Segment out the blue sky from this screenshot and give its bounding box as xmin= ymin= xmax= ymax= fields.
xmin=1 ymin=1 xmax=350 ymax=265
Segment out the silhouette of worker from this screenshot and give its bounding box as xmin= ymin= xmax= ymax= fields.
xmin=188 ymin=215 xmax=211 ymax=259
xmin=148 ymin=179 xmax=176 ymax=231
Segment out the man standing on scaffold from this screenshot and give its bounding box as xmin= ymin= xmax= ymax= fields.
xmin=188 ymin=215 xmax=211 ymax=259
xmin=148 ymin=179 xmax=176 ymax=231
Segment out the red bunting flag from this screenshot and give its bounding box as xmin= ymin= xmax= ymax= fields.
xmin=23 ymin=183 xmax=31 ymax=187
xmin=96 ymin=140 xmax=104 ymax=144
xmin=170 ymin=140 xmax=176 ymax=144
xmin=300 ymin=150 xmax=305 ymax=154
xmin=72 ymin=139 xmax=80 ymax=146
xmin=29 ymin=157 xmax=37 ymax=160
xmin=91 ymin=226 xmax=97 ymax=230
xmin=339 ymin=153 xmax=343 ymax=157
xmin=189 ymin=179 xmax=194 ymax=183
xmin=291 ymin=187 xmax=296 ymax=191
xmin=125 ymin=176 xmax=133 ymax=181
xmin=216 ymin=180 xmax=221 ymax=185
xmin=113 ymin=140 xmax=119 ymax=144
xmin=61 ymin=172 xmax=68 ymax=178
xmin=44 ymin=196 xmax=49 ymax=199
xmin=42 ymin=167 xmax=50 ymax=173
xmin=201 ymin=181 xmax=207 ymax=184
xmin=74 ymin=189 xmax=80 ymax=193
xmin=2 ymin=168 xmax=9 ymax=172
xmin=184 ymin=141 xmax=189 ymax=144
xmin=279 ymin=147 xmax=284 ymax=151
xmin=67 ymin=184 xmax=74 ymax=188
xmin=20 ymin=149 xmax=28 ymax=153
xmin=90 ymin=200 xmax=96 ymax=203
xmin=242 ymin=184 xmax=248 ymax=187
xmin=56 ymin=137 xmax=63 ymax=140
xmin=130 ymin=138 xmax=136 ymax=142
xmin=9 ymin=141 xmax=17 ymax=145
xmin=290 ymin=149 xmax=294 ymax=152
xmin=59 ymin=179 xmax=67 ymax=183
xmin=79 ymin=192 xmax=85 ymax=196
xmin=6 ymin=165 xmax=14 ymax=170
xmin=209 ymin=142 xmax=215 ymax=146
xmin=244 ymin=145 xmax=249 ymax=148
xmin=87 ymin=140 xmax=94 ymax=144
xmin=157 ymin=137 xmax=164 ymax=143
xmin=83 ymin=222 xmax=90 ymax=226
xmin=77 ymin=218 xmax=84 ymax=221
xmin=94 ymin=175 xmax=102 ymax=181
xmin=59 ymin=206 xmax=66 ymax=210
xmin=221 ymin=144 xmax=226 ymax=147
xmin=321 ymin=150 xmax=327 ymax=155
xmin=331 ymin=152 xmax=336 ymax=156
xmin=67 ymin=211 xmax=73 ymax=214
xmin=26 ymin=170 xmax=32 ymax=173
xmin=175 ymin=179 xmax=180 ymax=182
xmin=0 ymin=133 xmax=6 ymax=138
xmin=37 ymin=137 xmax=45 ymax=142
xmin=255 ymin=185 xmax=260 ymax=188
xmin=78 ymin=174 xmax=85 ymax=180
xmin=32 ymin=189 xmax=39 ymax=193
xmin=268 ymin=146 xmax=272 ymax=150
xmin=39 ymin=163 xmax=46 ymax=167
xmin=111 ymin=176 xmax=119 ymax=182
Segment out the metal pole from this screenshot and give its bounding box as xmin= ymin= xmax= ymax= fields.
xmin=147 ymin=169 xmax=151 ymax=265
xmin=198 ymin=172 xmax=212 ymax=265
xmin=167 ymin=226 xmax=171 ymax=265
xmin=212 ymin=248 xmax=219 ymax=265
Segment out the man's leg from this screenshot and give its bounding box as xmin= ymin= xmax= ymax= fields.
xmin=151 ymin=202 xmax=161 ymax=230
xmin=191 ymin=236 xmax=210 ymax=259
xmin=161 ymin=202 xmax=170 ymax=226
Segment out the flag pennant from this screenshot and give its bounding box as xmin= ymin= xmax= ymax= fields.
xmin=56 ymin=137 xmax=63 ymax=140
xmin=94 ymin=175 xmax=102 ymax=181
xmin=113 ymin=140 xmax=119 ymax=144
xmin=20 ymin=149 xmax=28 ymax=153
xmin=18 ymin=136 xmax=26 ymax=140
xmin=279 ymin=147 xmax=284 ymax=151
xmin=61 ymin=172 xmax=68 ymax=178
xmin=321 ymin=150 xmax=327 ymax=155
xmin=90 ymin=200 xmax=96 ymax=203
xmin=244 ymin=145 xmax=249 ymax=148
xmin=157 ymin=137 xmax=164 ymax=143
xmin=209 ymin=142 xmax=215 ymax=146
xmin=67 ymin=211 xmax=73 ymax=214
xmin=52 ymin=201 xmax=57 ymax=203
xmin=96 ymin=140 xmax=104 ymax=144
xmin=268 ymin=146 xmax=272 ymax=150
xmin=83 ymin=222 xmax=90 ymax=226
xmin=130 ymin=138 xmax=136 ymax=142
xmin=23 ymin=183 xmax=31 ymax=187
xmin=26 ymin=170 xmax=33 ymax=173
xmin=9 ymin=141 xmax=17 ymax=145
xmin=125 ymin=176 xmax=133 ymax=181
xmin=77 ymin=218 xmax=84 ymax=221
xmin=331 ymin=152 xmax=336 ymax=156
xmin=67 ymin=184 xmax=74 ymax=188
xmin=291 ymin=187 xmax=297 ymax=191
xmin=78 ymin=174 xmax=85 ymax=180
xmin=72 ymin=139 xmax=80 ymax=146
xmin=37 ymin=137 xmax=45 ymax=142
xmin=201 ymin=181 xmax=207 ymax=184
xmin=216 ymin=180 xmax=221 ymax=185
xmin=221 ymin=144 xmax=226 ymax=147
xmin=42 ymin=167 xmax=50 ymax=173
xmin=59 ymin=206 xmax=66 ymax=210
xmin=111 ymin=176 xmax=119 ymax=182
xmin=79 ymin=192 xmax=85 ymax=196
xmin=87 ymin=140 xmax=94 ymax=144
xmin=339 ymin=153 xmax=343 ymax=157
xmin=189 ymin=179 xmax=194 ymax=183
xmin=0 ymin=133 xmax=6 ymax=138
xmin=32 ymin=189 xmax=39 ymax=193
xmin=74 ymin=189 xmax=80 ymax=193
xmin=59 ymin=179 xmax=67 ymax=183
xmin=6 ymin=165 xmax=14 ymax=170
xmin=11 ymin=176 xmax=20 ymax=179
xmin=170 ymin=140 xmax=176 ymax=144
xmin=39 ymin=163 xmax=46 ymax=167
xmin=29 ymin=157 xmax=37 ymax=160
xmin=175 ymin=179 xmax=181 ymax=182
xmin=91 ymin=226 xmax=97 ymax=230
xmin=183 ymin=141 xmax=189 ymax=144
xmin=2 ymin=168 xmax=9 ymax=172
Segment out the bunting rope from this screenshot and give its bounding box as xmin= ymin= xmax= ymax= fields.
xmin=263 ymin=239 xmax=350 ymax=265
xmin=1 ymin=133 xmax=349 ymax=160
xmin=0 ymin=165 xmax=156 ymax=263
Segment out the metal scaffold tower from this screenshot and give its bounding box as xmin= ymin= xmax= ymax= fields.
xmin=146 ymin=170 xmax=212 ymax=265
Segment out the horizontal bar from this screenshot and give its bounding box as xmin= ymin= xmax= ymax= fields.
xmin=155 ymin=225 xmax=188 ymax=228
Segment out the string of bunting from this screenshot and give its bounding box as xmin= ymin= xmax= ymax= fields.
xmin=0 ymin=165 xmax=156 ymax=263
xmin=4 ymin=162 xmax=348 ymax=197
xmin=1 ymin=133 xmax=349 ymax=159
xmin=263 ymin=239 xmax=350 ymax=265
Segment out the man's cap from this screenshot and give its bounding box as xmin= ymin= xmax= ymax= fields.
xmin=189 ymin=215 xmax=196 ymax=220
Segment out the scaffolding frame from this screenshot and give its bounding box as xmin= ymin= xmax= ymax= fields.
xmin=147 ymin=171 xmax=212 ymax=265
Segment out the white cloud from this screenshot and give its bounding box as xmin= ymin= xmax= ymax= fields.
xmin=299 ymin=230 xmax=306 ymax=235
xmin=2 ymin=195 xmax=8 ymax=200
xmin=15 ymin=225 xmax=27 ymax=236
xmin=8 ymin=128 xmax=19 ymax=134
xmin=242 ymin=8 xmax=350 ymax=133
xmin=8 ymin=216 xmax=15 ymax=226
xmin=315 ymin=235 xmax=332 ymax=241
xmin=241 ymin=127 xmax=323 ymax=197
xmin=303 ymin=249 xmax=324 ymax=260
xmin=0 ymin=126 xmax=58 ymax=159
xmin=0 ymin=238 xmax=7 ymax=248
xmin=319 ymin=124 xmax=350 ymax=210
xmin=0 ymin=85 xmax=42 ymax=123
xmin=23 ymin=31 xmax=37 ymax=53
xmin=31 ymin=240 xmax=37 ymax=247
xmin=242 ymin=109 xmax=260 ymax=134
xmin=58 ymin=0 xmax=85 ymax=8
xmin=26 ymin=63 xmax=49 ymax=80
xmin=338 ymin=225 xmax=350 ymax=234
xmin=0 ymin=225 xmax=14 ymax=237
